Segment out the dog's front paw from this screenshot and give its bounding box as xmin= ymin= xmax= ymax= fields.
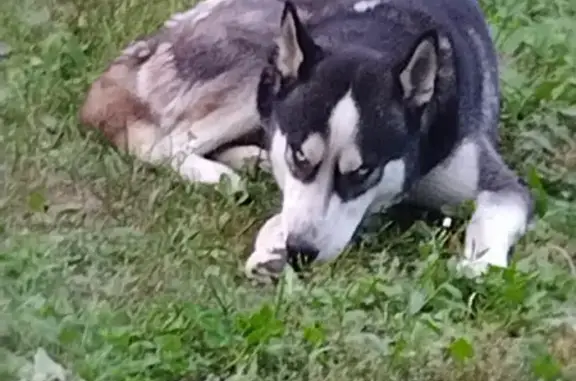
xmin=456 ymin=257 xmax=493 ymax=277
xmin=245 ymin=247 xmax=287 ymax=284
xmin=457 ymin=191 xmax=529 ymax=277
xmin=459 ymin=217 xmax=511 ymax=277
xmin=245 ymin=213 xmax=287 ymax=284
xmin=457 ymin=242 xmax=511 ymax=277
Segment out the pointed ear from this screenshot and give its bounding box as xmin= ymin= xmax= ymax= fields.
xmin=398 ymin=31 xmax=439 ymax=107
xmin=273 ymin=1 xmax=322 ymax=80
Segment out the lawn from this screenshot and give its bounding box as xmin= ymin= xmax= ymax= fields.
xmin=0 ymin=0 xmax=575 ymax=380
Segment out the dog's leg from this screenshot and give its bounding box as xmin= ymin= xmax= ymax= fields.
xmin=409 ymin=136 xmax=534 ymax=275
xmin=129 ymin=124 xmax=245 ymax=190
xmin=244 ymin=213 xmax=287 ymax=283
xmin=173 ymin=152 xmax=244 ymax=189
xmin=212 ymin=145 xmax=271 ymax=173
xmin=459 ymin=187 xmax=531 ymax=274
xmin=160 ymin=104 xmax=261 ymax=190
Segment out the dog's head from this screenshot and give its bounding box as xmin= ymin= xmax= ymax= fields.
xmin=257 ymin=1 xmax=456 ymax=263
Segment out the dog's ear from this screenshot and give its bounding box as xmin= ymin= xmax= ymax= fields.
xmin=397 ymin=31 xmax=439 ymax=107
xmin=273 ymin=1 xmax=323 ymax=81
xmin=257 ymin=1 xmax=323 ymax=119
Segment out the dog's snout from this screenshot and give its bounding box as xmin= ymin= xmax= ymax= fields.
xmin=285 ymin=234 xmax=319 ymax=270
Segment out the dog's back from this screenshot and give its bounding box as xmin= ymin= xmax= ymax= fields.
xmin=79 ymin=0 xmax=362 ymax=157
xmin=79 ymin=0 xmax=282 ymax=155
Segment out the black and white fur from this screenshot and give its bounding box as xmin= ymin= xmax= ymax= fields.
xmin=246 ymin=0 xmax=533 ymax=281
xmin=80 ymin=0 xmax=534 ymax=282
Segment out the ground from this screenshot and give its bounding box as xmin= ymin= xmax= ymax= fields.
xmin=0 ymin=0 xmax=575 ymax=380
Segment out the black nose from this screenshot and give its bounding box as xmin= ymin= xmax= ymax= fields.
xmin=285 ymin=234 xmax=319 ymax=271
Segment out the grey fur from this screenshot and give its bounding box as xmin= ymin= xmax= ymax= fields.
xmin=80 ymin=0 xmax=362 ymax=171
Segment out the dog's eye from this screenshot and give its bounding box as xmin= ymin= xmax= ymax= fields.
xmin=337 ymin=166 xmax=373 ymax=187
xmin=334 ymin=165 xmax=377 ymax=201
xmin=293 ymin=148 xmax=308 ymax=165
xmin=286 ymin=146 xmax=318 ymax=181
xmin=349 ymin=166 xmax=373 ymax=182
xmin=292 ymin=148 xmax=315 ymax=177
xmin=356 ymin=166 xmax=371 ymax=178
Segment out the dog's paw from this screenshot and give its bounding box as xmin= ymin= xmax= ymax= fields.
xmin=175 ymin=153 xmax=246 ymax=192
xmin=217 ymin=172 xmax=249 ymax=197
xmin=245 ymin=247 xmax=287 ymax=284
xmin=214 ymin=145 xmax=271 ymax=174
xmin=456 ymin=258 xmax=493 ymax=277
xmin=457 ymin=242 xmax=508 ymax=277
xmin=457 ymin=191 xmax=529 ymax=277
xmin=245 ymin=214 xmax=287 ymax=284
xmin=460 ymin=214 xmax=512 ymax=277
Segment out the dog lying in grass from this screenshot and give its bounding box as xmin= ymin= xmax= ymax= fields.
xmin=80 ymin=0 xmax=534 ymax=283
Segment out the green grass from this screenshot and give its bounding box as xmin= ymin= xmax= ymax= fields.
xmin=1 ymin=0 xmax=575 ymax=379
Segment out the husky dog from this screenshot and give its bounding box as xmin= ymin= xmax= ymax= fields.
xmin=80 ymin=0 xmax=534 ymax=283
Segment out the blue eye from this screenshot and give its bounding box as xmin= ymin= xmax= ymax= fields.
xmin=348 ymin=166 xmax=374 ymax=183
xmin=334 ymin=165 xmax=377 ymax=201
xmin=286 ymin=146 xmax=319 ymax=182
xmin=293 ymin=148 xmax=307 ymax=164
xmin=356 ymin=166 xmax=371 ymax=178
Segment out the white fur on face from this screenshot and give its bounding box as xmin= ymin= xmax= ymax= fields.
xmin=270 ymin=90 xmax=407 ymax=262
